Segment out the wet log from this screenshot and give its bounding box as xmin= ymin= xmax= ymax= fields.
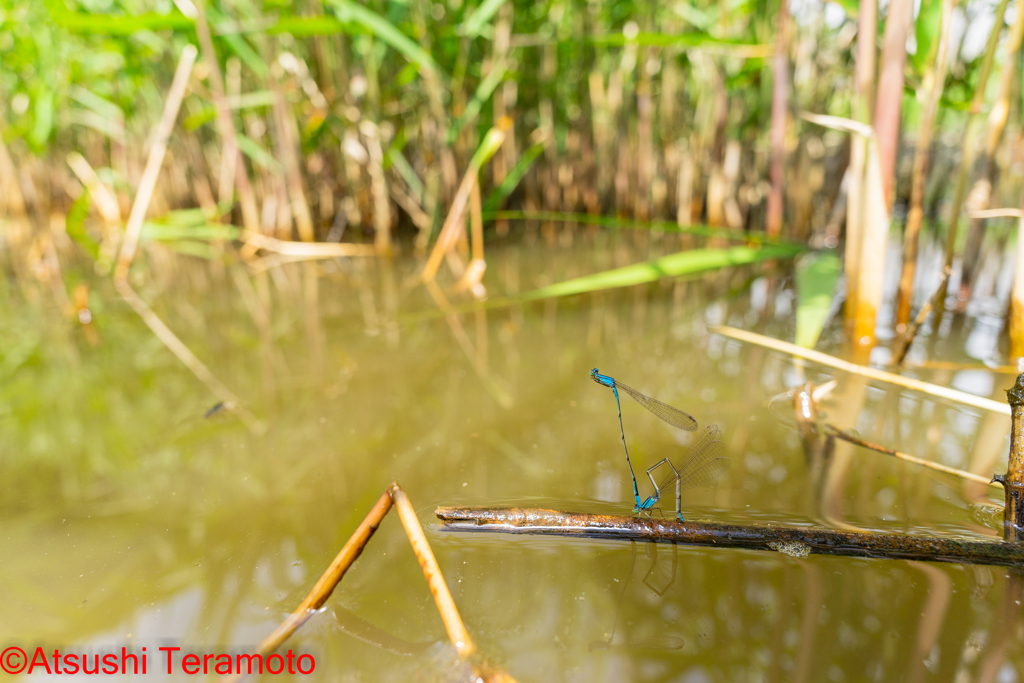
xmin=435 ymin=507 xmax=1024 ymax=568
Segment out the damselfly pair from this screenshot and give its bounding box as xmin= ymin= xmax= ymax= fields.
xmin=591 ymin=368 xmax=729 ymax=522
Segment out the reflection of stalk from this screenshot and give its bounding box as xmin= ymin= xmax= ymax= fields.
xmin=906 ymin=563 xmax=951 ymax=683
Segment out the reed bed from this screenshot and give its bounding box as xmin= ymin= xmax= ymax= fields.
xmin=1 ymin=0 xmax=1023 ymax=351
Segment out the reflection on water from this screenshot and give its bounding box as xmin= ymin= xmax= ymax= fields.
xmin=1 ymin=234 xmax=1020 ymax=681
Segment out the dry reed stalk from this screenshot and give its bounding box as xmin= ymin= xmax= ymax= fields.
xmin=873 ymin=0 xmax=914 ymax=208
xmin=361 ymin=121 xmax=393 ymax=254
xmin=66 ymin=152 xmax=120 ymax=225
xmin=388 ymin=182 xmax=433 ymax=235
xmin=844 ymin=0 xmax=877 ymax=332
xmin=390 ymin=484 xmax=476 ymax=658
xmin=273 ymin=91 xmax=315 ymax=242
xmin=229 ymin=490 xmax=394 ymax=676
xmin=825 ymin=425 xmax=997 ymax=487
xmin=241 ymin=231 xmax=376 ymax=258
xmin=711 ymin=325 xmax=1011 ymax=415
xmin=114 ymin=45 xmax=197 ymax=281
xmin=935 ymin=0 xmax=1010 ymax=314
xmin=970 ymin=208 xmax=1023 ymax=219
xmin=802 ymin=111 xmax=887 ymax=347
xmin=957 ymin=4 xmax=1024 ymax=305
xmin=895 ymin=0 xmax=958 ymax=329
xmin=421 ymin=119 xmax=510 ymax=283
xmin=765 ymin=0 xmax=790 ymax=237
xmin=469 ymin=176 xmax=484 ymax=264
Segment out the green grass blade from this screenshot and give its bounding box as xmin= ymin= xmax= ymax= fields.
xmin=481 ymin=139 xmax=547 ymax=212
xmin=446 ymin=62 xmax=508 ymax=144
xmin=483 ymin=210 xmax=803 ymax=248
xmin=520 ymin=245 xmax=802 ymax=301
xmin=460 ymin=0 xmax=509 ymax=37
xmin=387 ymin=147 xmax=426 ymax=200
xmin=52 ymin=11 xmax=195 ymax=34
xmin=794 ymin=252 xmax=841 ymax=349
xmin=326 ymin=0 xmax=446 ymax=82
xmin=236 ymin=133 xmax=284 ymax=174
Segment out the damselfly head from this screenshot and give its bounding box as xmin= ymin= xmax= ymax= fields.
xmin=589 ymin=368 xmax=600 ymax=382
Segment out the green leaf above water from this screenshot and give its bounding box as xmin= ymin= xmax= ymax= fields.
xmin=794 ymin=252 xmax=841 ymax=349
xmin=520 ymin=244 xmax=802 ymax=301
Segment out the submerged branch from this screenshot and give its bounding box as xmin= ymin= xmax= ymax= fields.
xmin=435 ymin=507 xmax=1024 ymax=567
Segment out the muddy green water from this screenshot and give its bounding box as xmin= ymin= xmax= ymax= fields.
xmin=1 ymin=234 xmax=1020 ymax=681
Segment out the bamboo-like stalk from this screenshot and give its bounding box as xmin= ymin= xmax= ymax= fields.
xmin=272 ymin=90 xmax=315 ymax=242
xmin=957 ymin=4 xmax=1024 ymax=304
xmin=435 ymin=507 xmax=1024 ymax=567
xmin=765 ymin=0 xmax=789 ymax=237
xmin=362 ymin=120 xmax=393 ymax=254
xmin=421 ymin=119 xmax=510 ymax=283
xmin=894 ymin=0 xmax=958 ymax=329
xmin=873 ymin=0 xmax=914 ymax=208
xmin=935 ymin=0 xmax=1010 ymax=316
xmin=390 ymin=485 xmax=476 ymax=658
xmin=710 ymin=325 xmax=1011 ymax=415
xmin=844 ymin=0 xmax=878 ymax=336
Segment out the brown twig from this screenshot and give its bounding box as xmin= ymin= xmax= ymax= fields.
xmin=892 ymin=265 xmax=951 ymax=365
xmin=824 ymin=424 xmax=997 ymax=488
xmin=436 ymin=507 xmax=1024 ymax=567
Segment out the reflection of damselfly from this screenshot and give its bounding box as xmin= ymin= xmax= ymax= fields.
xmin=589 ymin=541 xmax=685 ymax=652
xmin=591 ymin=369 xmax=730 ymax=521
